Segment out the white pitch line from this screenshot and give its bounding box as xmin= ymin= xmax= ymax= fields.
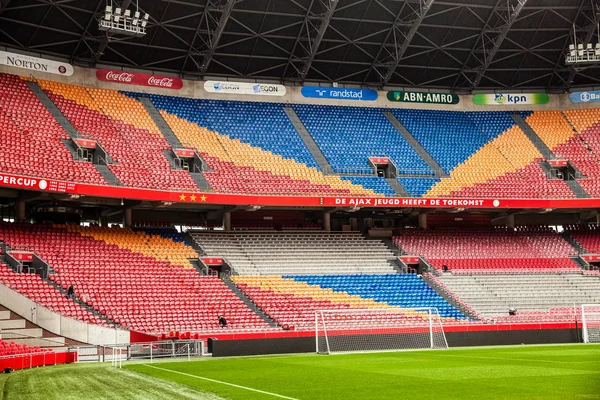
xmin=143 ymin=364 xmax=299 ymax=400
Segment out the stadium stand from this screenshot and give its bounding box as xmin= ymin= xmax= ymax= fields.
xmin=190 ymin=232 xmax=396 ymax=275
xmin=0 ymin=338 xmax=52 ymax=356
xmin=292 ymin=104 xmax=431 ymax=175
xmin=437 ymin=273 xmax=600 ymax=322
xmin=0 ymin=73 xmax=105 ymax=185
xmin=0 ymin=223 xmax=270 ymax=335
xmin=35 ymin=79 xmax=199 ymax=191
xmin=565 ymin=225 xmax=600 ymax=254
xmin=393 ymin=227 xmax=580 ymax=273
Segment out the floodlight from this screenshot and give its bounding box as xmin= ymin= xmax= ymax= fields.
xmin=124 ymin=9 xmax=131 ymax=17
xmin=115 ymin=7 xmax=121 ymax=15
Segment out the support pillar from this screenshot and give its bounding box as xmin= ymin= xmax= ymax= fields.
xmin=506 ymin=214 xmax=515 ymax=229
xmin=223 ymin=211 xmax=231 ymax=231
xmin=16 ymin=200 xmax=26 ymax=222
xmin=323 ymin=212 xmax=331 ymax=232
xmin=418 ymin=214 xmax=427 ymax=229
xmin=349 ymin=217 xmax=358 ymax=232
xmin=123 ymin=208 xmax=132 ymax=227
xmin=596 ymin=213 xmax=600 ymax=226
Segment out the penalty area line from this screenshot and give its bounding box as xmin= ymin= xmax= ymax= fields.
xmin=142 ymin=364 xmax=299 ymax=400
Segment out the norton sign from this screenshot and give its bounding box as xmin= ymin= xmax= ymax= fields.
xmin=387 ymin=91 xmax=459 ymax=104
xmin=0 ymin=50 xmax=73 ymax=76
xmin=204 ymin=81 xmax=286 ymax=96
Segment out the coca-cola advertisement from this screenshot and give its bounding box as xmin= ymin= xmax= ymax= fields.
xmin=96 ymin=69 xmax=183 ymax=90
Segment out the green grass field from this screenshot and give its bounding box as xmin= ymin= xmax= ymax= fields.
xmin=1 ymin=344 xmax=599 ymax=400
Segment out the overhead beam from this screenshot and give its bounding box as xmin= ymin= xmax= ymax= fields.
xmin=289 ymin=0 xmax=339 ymax=81
xmin=454 ymin=0 xmax=528 ymax=90
xmin=567 ymin=0 xmax=600 ymax=86
xmin=371 ymin=0 xmax=434 ymax=85
xmin=184 ymin=0 xmax=236 ymax=76
xmin=0 ymin=0 xmax=10 ymax=14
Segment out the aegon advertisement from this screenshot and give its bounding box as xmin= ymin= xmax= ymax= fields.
xmin=472 ymin=93 xmax=550 ymax=105
xmin=570 ymin=91 xmax=600 ymax=103
xmin=301 ymin=86 xmax=378 ymax=101
xmin=96 ymin=69 xmax=183 ymax=90
xmin=387 ymin=91 xmax=459 ymax=104
xmin=204 ymin=81 xmax=286 ymax=96
xmin=0 ymin=50 xmax=73 ymax=76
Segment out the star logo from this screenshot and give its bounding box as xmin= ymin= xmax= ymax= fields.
xmin=179 ymin=194 xmax=186 ymax=201
xmin=200 ymin=195 xmax=207 ymax=202
xmin=190 ymin=194 xmax=197 ymax=202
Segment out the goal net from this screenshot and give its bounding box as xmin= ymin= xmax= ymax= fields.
xmin=315 ymin=307 xmax=448 ymax=354
xmin=581 ymin=304 xmax=600 ymax=343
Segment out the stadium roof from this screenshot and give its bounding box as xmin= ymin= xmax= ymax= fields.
xmin=1 ymin=0 xmax=599 ymax=91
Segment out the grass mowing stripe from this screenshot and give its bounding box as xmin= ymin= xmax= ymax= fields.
xmin=143 ymin=364 xmax=299 ymax=400
xmin=437 ymin=353 xmax=588 ymax=364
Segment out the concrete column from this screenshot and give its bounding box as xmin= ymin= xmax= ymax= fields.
xmin=349 ymin=217 xmax=358 ymax=231
xmin=223 ymin=211 xmax=232 ymax=231
xmin=596 ymin=213 xmax=600 ymax=226
xmin=16 ymin=200 xmax=26 ymax=222
xmin=123 ymin=208 xmax=132 ymax=227
xmin=323 ymin=212 xmax=331 ymax=232
xmin=418 ymin=213 xmax=427 ymax=229
xmin=506 ymin=214 xmax=515 ymax=229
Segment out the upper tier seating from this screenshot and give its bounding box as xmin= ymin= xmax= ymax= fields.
xmin=146 ymin=94 xmax=377 ymax=197
xmin=0 ymin=262 xmax=104 ymax=325
xmin=35 ymin=80 xmax=198 ymax=192
xmin=289 ymin=274 xmax=466 ymax=319
xmin=438 ymin=273 xmax=600 ymax=320
xmin=0 ymin=223 xmax=270 ymax=335
xmin=0 ymin=73 xmax=105 ymax=184
xmin=394 ymin=227 xmax=580 ymax=272
xmin=392 ymin=110 xmax=505 ymax=174
xmin=293 ymin=105 xmax=430 ymax=175
xmin=190 ymin=232 xmax=396 ymax=275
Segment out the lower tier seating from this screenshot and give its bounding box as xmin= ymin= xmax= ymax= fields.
xmin=0 ymin=337 xmax=52 ymax=356
xmin=437 ymin=273 xmax=600 ymax=321
xmin=191 ymin=232 xmax=396 ymax=275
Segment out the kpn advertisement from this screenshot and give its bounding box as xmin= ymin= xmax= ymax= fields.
xmin=472 ymin=93 xmax=550 ymax=105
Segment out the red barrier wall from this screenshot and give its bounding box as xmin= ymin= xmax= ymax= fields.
xmin=0 ymin=351 xmax=77 ymax=371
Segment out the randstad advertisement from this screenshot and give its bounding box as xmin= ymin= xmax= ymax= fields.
xmin=301 ymin=86 xmax=378 ymax=101
xmin=570 ymin=91 xmax=600 ymax=103
xmin=472 ymin=93 xmax=550 ymax=105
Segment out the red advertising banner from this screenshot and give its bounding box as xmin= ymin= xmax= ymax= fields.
xmin=399 ymin=256 xmax=420 ymax=264
xmin=581 ymin=254 xmax=600 ymax=262
xmin=548 ymin=159 xmax=568 ymax=167
xmin=74 ymin=138 xmax=97 ymax=149
xmin=201 ymin=257 xmax=223 ymax=266
xmin=8 ymin=251 xmax=34 ymax=262
xmin=96 ymin=69 xmax=183 ymax=90
xmin=369 ymin=157 xmax=390 ymax=165
xmin=174 ymin=148 xmax=196 ymax=158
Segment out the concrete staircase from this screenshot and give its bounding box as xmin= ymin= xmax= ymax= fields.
xmin=511 ymin=113 xmax=589 ymax=199
xmin=139 ymin=96 xmax=211 ymax=190
xmin=283 ymin=107 xmax=333 ymax=174
xmin=560 ymin=231 xmax=587 ymax=254
xmin=385 ymin=178 xmax=410 ymax=197
xmin=26 ymin=81 xmax=80 ymax=139
xmin=421 ymin=274 xmax=480 ymax=320
xmin=383 ymin=111 xmax=447 ymax=177
xmin=44 ymin=278 xmax=119 ymax=328
xmin=222 ymin=276 xmax=279 ymax=328
xmin=93 ymin=164 xmax=122 ymax=186
xmin=0 ymin=307 xmax=66 ymax=350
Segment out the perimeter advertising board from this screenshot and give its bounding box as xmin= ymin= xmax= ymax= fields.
xmin=204 ymin=81 xmax=286 ymax=96
xmin=96 ymin=69 xmax=183 ymax=90
xmin=0 ymin=50 xmax=73 ymax=76
xmin=387 ymin=91 xmax=459 ymax=104
xmin=472 ymin=93 xmax=550 ymax=105
xmin=301 ymin=86 xmax=378 ymax=101
xmin=570 ymin=91 xmax=600 ymax=103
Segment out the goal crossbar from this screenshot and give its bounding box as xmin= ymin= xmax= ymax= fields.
xmin=315 ymin=307 xmax=448 ymax=354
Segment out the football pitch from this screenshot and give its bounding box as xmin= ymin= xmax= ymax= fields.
xmin=1 ymin=344 xmax=599 ymax=400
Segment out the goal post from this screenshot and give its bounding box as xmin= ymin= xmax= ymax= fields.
xmin=581 ymin=304 xmax=600 ymax=343
xmin=315 ymin=307 xmax=449 ymax=354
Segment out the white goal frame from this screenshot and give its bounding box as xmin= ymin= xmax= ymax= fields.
xmin=581 ymin=304 xmax=600 ymax=343
xmin=315 ymin=307 xmax=449 ymax=355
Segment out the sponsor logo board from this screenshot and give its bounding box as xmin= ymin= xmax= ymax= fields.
xmin=201 ymin=257 xmax=223 ymax=266
xmin=387 ymin=91 xmax=459 ymax=104
xmin=0 ymin=50 xmax=73 ymax=76
xmin=301 ymin=86 xmax=378 ymax=101
xmin=369 ymin=157 xmax=390 ymax=165
xmin=8 ymin=251 xmax=34 ymax=262
xmin=74 ymin=139 xmax=97 ymax=149
xmin=174 ymin=148 xmax=196 ymax=158
xmin=96 ymin=69 xmax=183 ymax=90
xmin=204 ymin=81 xmax=286 ymax=96
xmin=570 ymin=91 xmax=600 ymax=103
xmin=472 ymin=93 xmax=550 ymax=105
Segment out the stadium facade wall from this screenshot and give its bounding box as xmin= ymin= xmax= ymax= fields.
xmin=211 ymin=324 xmax=580 ymax=357
xmin=1 ymin=50 xmax=598 ymax=113
xmin=0 ymin=283 xmax=130 ymax=346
